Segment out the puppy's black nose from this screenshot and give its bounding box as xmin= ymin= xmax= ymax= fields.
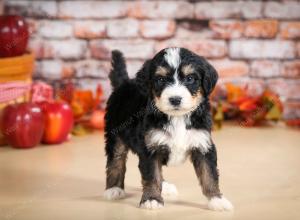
xmin=169 ymin=96 xmax=182 ymax=106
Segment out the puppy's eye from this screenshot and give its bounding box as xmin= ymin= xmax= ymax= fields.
xmin=185 ymin=75 xmax=196 ymax=84
xmin=155 ymin=76 xmax=165 ymax=85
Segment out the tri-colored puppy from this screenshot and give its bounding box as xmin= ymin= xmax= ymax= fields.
xmin=103 ymin=47 xmax=233 ymax=211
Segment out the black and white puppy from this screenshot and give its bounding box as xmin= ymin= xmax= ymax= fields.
xmin=103 ymin=47 xmax=233 ymax=211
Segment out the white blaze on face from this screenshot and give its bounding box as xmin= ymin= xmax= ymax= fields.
xmin=155 ymin=48 xmax=202 ymax=116
xmin=164 ymin=47 xmax=180 ymax=69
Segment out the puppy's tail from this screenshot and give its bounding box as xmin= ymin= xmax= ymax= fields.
xmin=109 ymin=50 xmax=129 ymax=89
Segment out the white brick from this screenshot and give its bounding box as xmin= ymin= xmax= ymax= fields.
xmin=6 ymin=0 xmax=57 ymax=17
xmin=265 ymin=1 xmax=300 ymax=19
xmin=38 ymin=21 xmax=73 ymax=39
xmin=140 ymin=20 xmax=176 ymax=39
xmin=229 ymin=40 xmax=296 ymax=59
xmin=195 ymin=1 xmax=262 ymax=19
xmin=74 ymin=21 xmax=107 ymax=39
xmin=36 ymin=60 xmax=63 ymax=79
xmin=74 ymin=60 xmax=110 ymax=78
xmin=107 ymin=19 xmax=139 ymax=38
xmin=250 ymin=60 xmax=281 ymax=78
xmin=59 ymin=1 xmax=128 ymax=19
xmin=90 ymin=40 xmax=155 ymax=60
xmin=49 ymin=40 xmax=87 ymax=59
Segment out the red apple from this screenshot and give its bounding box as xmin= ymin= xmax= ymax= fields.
xmin=39 ymin=101 xmax=74 ymax=144
xmin=0 ymin=103 xmax=44 ymax=148
xmin=0 ymin=15 xmax=29 ymax=57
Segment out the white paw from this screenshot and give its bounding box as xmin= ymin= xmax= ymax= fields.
xmin=208 ymin=196 xmax=233 ymax=211
xmin=162 ymin=181 xmax=178 ymax=197
xmin=103 ymin=187 xmax=125 ymax=200
xmin=140 ymin=200 xmax=163 ymax=210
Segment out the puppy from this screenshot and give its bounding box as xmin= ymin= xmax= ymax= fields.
xmin=103 ymin=47 xmax=233 ymax=211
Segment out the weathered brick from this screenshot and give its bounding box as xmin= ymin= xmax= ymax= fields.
xmin=267 ymin=79 xmax=300 ymax=100
xmin=209 ymin=60 xmax=249 ymax=78
xmin=128 ymin=1 xmax=194 ymax=19
xmin=281 ymin=61 xmax=300 ymax=78
xmin=28 ymin=38 xmax=54 ymax=59
xmin=156 ymin=39 xmax=227 ymax=58
xmin=244 ymin=20 xmax=278 ymax=38
xmin=140 ymin=20 xmax=176 ymax=39
xmin=250 ymin=60 xmax=280 ymax=78
xmin=73 ymin=60 xmax=110 ymax=78
xmin=74 ymin=21 xmax=106 ymax=39
xmin=195 ymin=1 xmax=262 ymax=19
xmin=5 ymin=0 xmax=57 ymax=18
xmin=35 ymin=60 xmax=63 ymax=79
xmin=38 ymin=21 xmax=73 ymax=39
xmin=283 ymin=101 xmax=300 ymax=119
xmin=280 ymin=22 xmax=300 ymax=39
xmin=90 ymin=40 xmax=155 ymax=60
xmin=49 ymin=40 xmax=87 ymax=60
xmin=175 ymin=26 xmax=214 ymax=39
xmin=229 ymin=40 xmax=296 ymax=59
xmin=127 ymin=60 xmax=144 ymax=78
xmin=297 ymin=42 xmax=300 ymax=58
xmin=107 ymin=19 xmax=139 ymax=38
xmin=59 ymin=1 xmax=128 ymax=19
xmin=209 ymin=20 xmax=244 ymax=39
xmin=264 ymin=1 xmax=300 ymax=19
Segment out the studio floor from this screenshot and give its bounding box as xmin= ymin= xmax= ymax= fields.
xmin=0 ymin=125 xmax=299 ymax=220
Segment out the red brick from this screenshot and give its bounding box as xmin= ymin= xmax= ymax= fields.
xmin=195 ymin=1 xmax=262 ymax=19
xmin=107 ymin=19 xmax=139 ymax=38
xmin=5 ymin=0 xmax=57 ymax=18
xmin=267 ymin=79 xmax=300 ymax=100
xmin=230 ymin=40 xmax=296 ymax=59
xmin=38 ymin=21 xmax=73 ymax=39
xmin=281 ymin=61 xmax=300 ymax=78
xmin=209 ymin=20 xmax=244 ymax=39
xmin=128 ymin=1 xmax=193 ymax=19
xmin=140 ymin=20 xmax=176 ymax=40
xmin=280 ymin=22 xmax=300 ymax=39
xmin=156 ymin=40 xmax=227 ymax=58
xmin=59 ymin=1 xmax=128 ymax=19
xmin=250 ymin=60 xmax=280 ymax=78
xmin=209 ymin=60 xmax=249 ymax=78
xmin=74 ymin=21 xmax=106 ymax=39
xmin=264 ymin=1 xmax=300 ymax=19
xmin=283 ymin=101 xmax=300 ymax=119
xmin=90 ymin=40 xmax=155 ymax=60
xmin=244 ymin=20 xmax=278 ymax=38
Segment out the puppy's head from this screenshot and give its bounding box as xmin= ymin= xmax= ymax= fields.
xmin=138 ymin=47 xmax=218 ymax=116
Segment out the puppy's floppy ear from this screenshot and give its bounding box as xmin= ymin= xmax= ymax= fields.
xmin=136 ymin=60 xmax=152 ymax=96
xmin=201 ymin=62 xmax=218 ymax=96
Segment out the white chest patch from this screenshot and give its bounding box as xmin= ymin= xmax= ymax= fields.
xmin=145 ymin=116 xmax=212 ymax=166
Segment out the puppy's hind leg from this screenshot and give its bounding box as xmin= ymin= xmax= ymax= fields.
xmin=104 ymin=138 xmax=128 ymax=200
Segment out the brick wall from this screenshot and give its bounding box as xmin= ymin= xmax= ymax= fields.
xmin=4 ymin=0 xmax=300 ymax=119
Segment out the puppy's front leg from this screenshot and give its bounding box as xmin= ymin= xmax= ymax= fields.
xmin=191 ymin=146 xmax=233 ymax=211
xmin=138 ymin=155 xmax=164 ymax=209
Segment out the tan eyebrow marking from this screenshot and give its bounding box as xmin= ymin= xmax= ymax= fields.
xmin=182 ymin=64 xmax=195 ymax=76
xmin=155 ymin=66 xmax=168 ymax=76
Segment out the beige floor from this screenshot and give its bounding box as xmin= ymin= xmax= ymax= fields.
xmin=0 ymin=125 xmax=299 ymax=220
